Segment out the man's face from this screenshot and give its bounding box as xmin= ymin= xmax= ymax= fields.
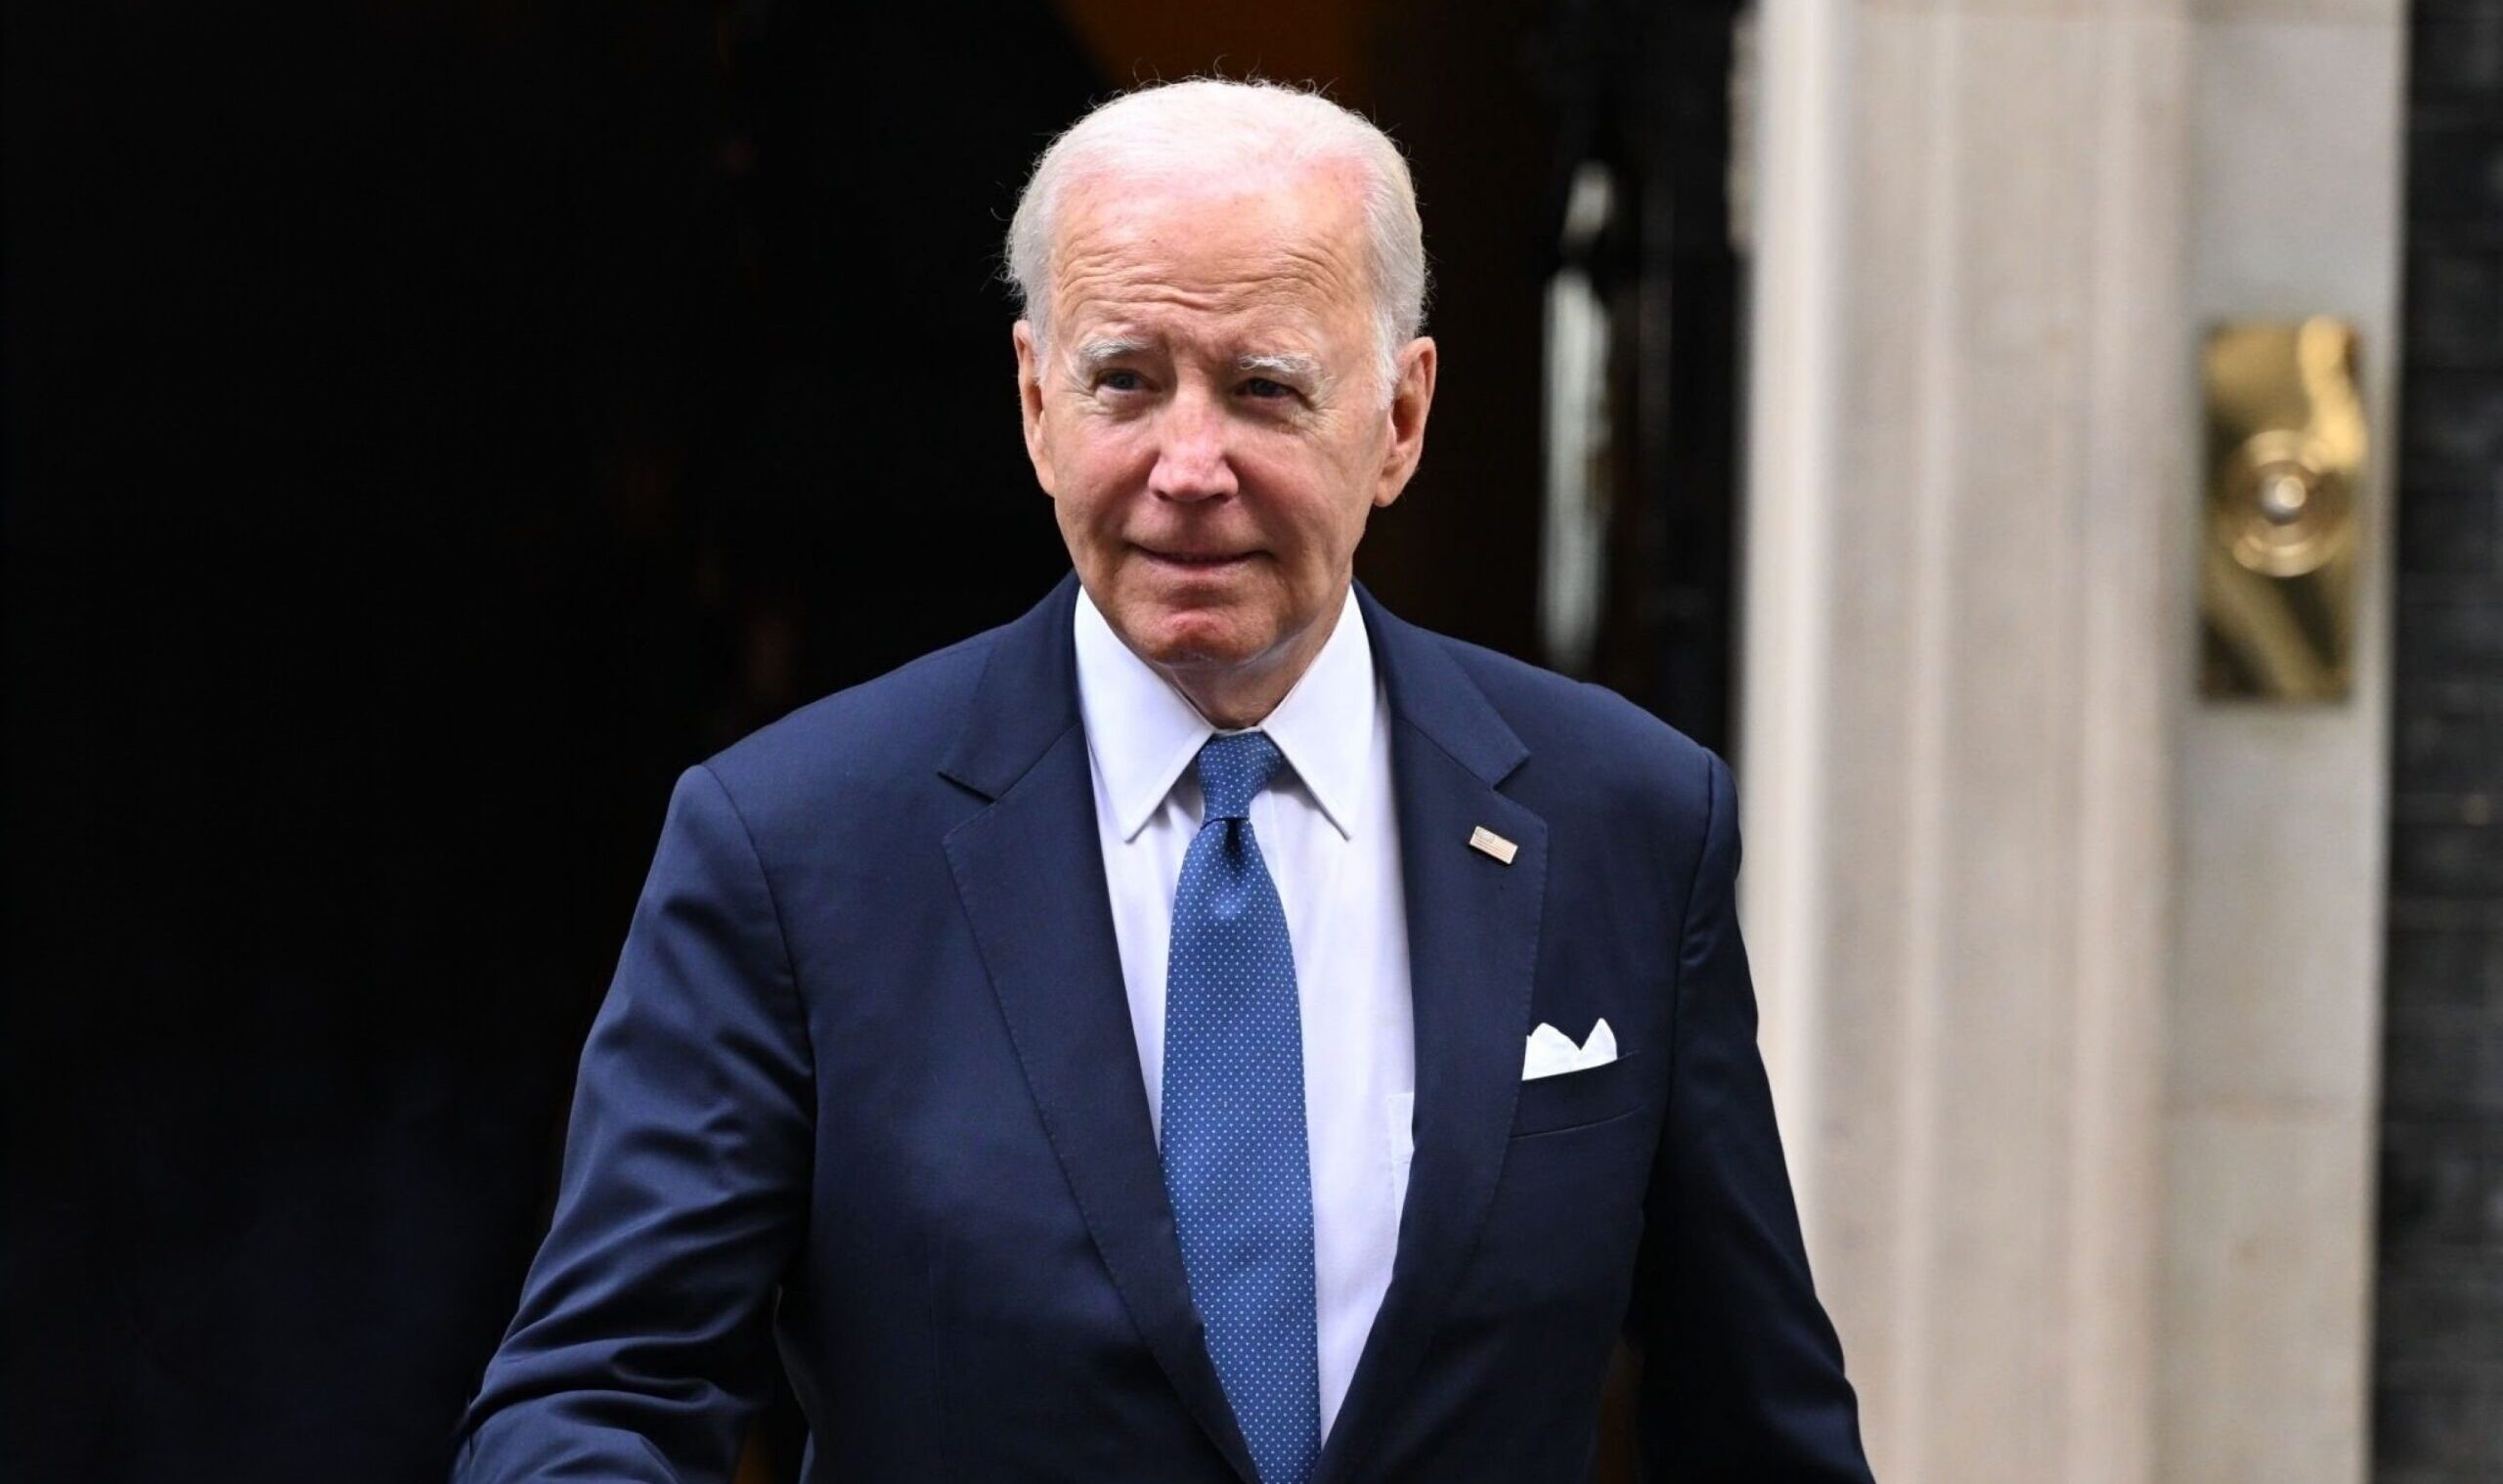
xmin=1016 ymin=162 xmax=1434 ymax=706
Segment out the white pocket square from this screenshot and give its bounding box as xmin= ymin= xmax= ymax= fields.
xmin=1521 ymin=1018 xmax=1617 ymax=1080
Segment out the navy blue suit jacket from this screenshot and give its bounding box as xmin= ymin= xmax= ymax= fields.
xmin=454 ymin=576 xmax=1871 ymax=1482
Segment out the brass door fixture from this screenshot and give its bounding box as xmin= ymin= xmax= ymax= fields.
xmin=2200 ymin=318 xmax=2367 ymax=701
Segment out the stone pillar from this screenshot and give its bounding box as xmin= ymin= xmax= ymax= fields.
xmin=1743 ymin=10 xmax=2192 ymax=1481
xmin=1738 ymin=0 xmax=2402 ymax=1479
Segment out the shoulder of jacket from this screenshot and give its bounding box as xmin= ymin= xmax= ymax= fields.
xmin=1423 ymin=629 xmax=1719 ymax=790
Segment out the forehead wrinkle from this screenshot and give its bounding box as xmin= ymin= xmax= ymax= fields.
xmin=1048 ymin=210 xmax=1371 ymax=324
xmin=1045 ymin=193 xmax=1376 ymax=394
xmin=1054 ymin=256 xmax=1346 ymax=322
xmin=1058 ymin=287 xmax=1336 ymax=360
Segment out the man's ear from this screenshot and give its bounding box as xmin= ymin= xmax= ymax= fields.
xmin=1013 ymin=320 xmax=1055 ymax=497
xmin=1373 ymin=336 xmax=1437 ymax=509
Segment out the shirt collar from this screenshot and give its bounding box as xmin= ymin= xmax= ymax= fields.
xmin=1073 ymin=584 xmax=1376 ymax=844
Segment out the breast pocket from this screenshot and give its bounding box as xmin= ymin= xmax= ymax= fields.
xmin=1511 ymin=1049 xmax=1648 ymax=1138
xmin=1453 ymin=1048 xmax=1659 ymax=1341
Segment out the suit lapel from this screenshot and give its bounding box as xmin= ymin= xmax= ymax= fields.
xmin=1314 ymin=586 xmax=1548 ymax=1484
xmin=937 ymin=577 xmax=1547 ymax=1483
xmin=940 ymin=575 xmax=1259 ymax=1484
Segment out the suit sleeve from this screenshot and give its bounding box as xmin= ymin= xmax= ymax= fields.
xmin=452 ymin=764 xmax=814 ymax=1483
xmin=1630 ymin=752 xmax=1875 ymax=1481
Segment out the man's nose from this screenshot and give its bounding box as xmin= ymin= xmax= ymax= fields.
xmin=1146 ymin=388 xmax=1239 ymax=503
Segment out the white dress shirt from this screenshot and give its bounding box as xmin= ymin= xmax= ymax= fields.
xmin=1073 ymin=586 xmax=1417 ymax=1442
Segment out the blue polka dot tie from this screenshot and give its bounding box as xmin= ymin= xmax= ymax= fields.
xmin=1161 ymin=730 xmax=1321 ymax=1484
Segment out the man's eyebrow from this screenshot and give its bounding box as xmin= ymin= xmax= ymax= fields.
xmin=1235 ymin=352 xmax=1325 ymax=384
xmin=1075 ymin=338 xmax=1151 ymax=369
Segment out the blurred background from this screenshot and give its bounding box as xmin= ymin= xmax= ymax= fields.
xmin=3 ymin=1 xmax=2493 ymax=1481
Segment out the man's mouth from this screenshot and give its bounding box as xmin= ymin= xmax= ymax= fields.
xmin=1137 ymin=545 xmax=1255 ymax=570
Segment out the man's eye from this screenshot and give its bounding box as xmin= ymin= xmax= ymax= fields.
xmin=1097 ymin=370 xmax=1145 ymax=393
xmin=1240 ymin=377 xmax=1293 ymax=400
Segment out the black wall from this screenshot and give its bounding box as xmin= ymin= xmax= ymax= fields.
xmin=2374 ymin=2 xmax=2503 ymax=1478
xmin=4 ymin=7 xmax=1094 ymax=1479
xmin=2 ymin=4 xmax=1743 ymax=1479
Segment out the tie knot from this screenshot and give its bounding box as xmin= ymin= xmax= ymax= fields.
xmin=1195 ymin=730 xmax=1286 ymax=821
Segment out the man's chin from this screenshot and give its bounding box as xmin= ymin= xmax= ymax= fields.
xmin=1126 ymin=619 xmax=1272 ymax=676
xmin=1094 ymin=595 xmax=1270 ymax=668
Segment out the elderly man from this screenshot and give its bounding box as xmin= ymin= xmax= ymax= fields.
xmin=454 ymin=79 xmax=1872 ymax=1483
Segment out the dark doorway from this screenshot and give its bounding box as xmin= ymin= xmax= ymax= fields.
xmin=2 ymin=4 xmax=1748 ymax=1479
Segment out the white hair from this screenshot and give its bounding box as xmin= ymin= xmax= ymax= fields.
xmin=1005 ymin=78 xmax=1428 ymax=395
